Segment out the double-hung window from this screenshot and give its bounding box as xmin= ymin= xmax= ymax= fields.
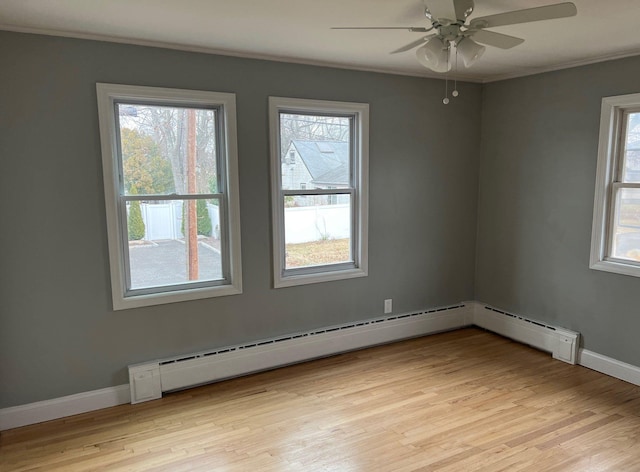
xmin=591 ymin=93 xmax=640 ymax=277
xmin=97 ymin=84 xmax=242 ymax=309
xmin=269 ymin=97 xmax=369 ymax=287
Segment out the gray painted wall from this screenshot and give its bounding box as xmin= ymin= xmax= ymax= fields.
xmin=0 ymin=31 xmax=481 ymax=408
xmin=476 ymin=56 xmax=640 ymax=367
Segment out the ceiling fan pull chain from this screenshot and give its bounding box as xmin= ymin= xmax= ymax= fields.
xmin=443 ymin=43 xmax=450 ymax=105
xmin=453 ymin=46 xmax=459 ymax=98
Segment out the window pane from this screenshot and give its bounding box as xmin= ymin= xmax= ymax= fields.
xmin=623 ymin=112 xmax=640 ymax=183
xmin=117 ymin=103 xmax=218 ymax=195
xmin=284 ymin=194 xmax=352 ymax=269
xmin=612 ymin=188 xmax=640 ymax=262
xmin=126 ymin=199 xmax=222 ymax=289
xmin=279 ymin=113 xmax=351 ymax=191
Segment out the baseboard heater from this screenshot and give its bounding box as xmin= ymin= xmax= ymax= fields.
xmin=472 ymin=304 xmax=580 ymax=365
xmin=128 ymin=303 xmax=472 ymax=404
xmin=128 ymin=302 xmax=580 ymax=404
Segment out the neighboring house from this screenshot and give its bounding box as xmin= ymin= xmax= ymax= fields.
xmin=628 ymin=150 xmax=640 ymax=182
xmin=282 ymin=140 xmax=350 ymax=205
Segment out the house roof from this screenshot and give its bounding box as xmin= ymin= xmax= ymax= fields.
xmin=290 ymin=140 xmax=350 ymax=186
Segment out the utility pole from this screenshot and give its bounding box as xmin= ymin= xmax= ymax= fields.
xmin=186 ymin=109 xmax=198 ymax=280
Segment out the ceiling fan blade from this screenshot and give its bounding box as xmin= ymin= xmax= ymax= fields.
xmin=332 ymin=26 xmax=431 ymax=32
xmin=453 ymin=0 xmax=475 ymax=21
xmin=423 ymin=0 xmax=457 ymax=21
xmin=471 ymin=30 xmax=524 ymax=49
xmin=390 ymin=35 xmax=435 ymax=54
xmin=470 ymin=2 xmax=577 ymax=28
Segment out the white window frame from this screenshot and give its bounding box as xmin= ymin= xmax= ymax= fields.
xmin=97 ymin=83 xmax=242 ymax=309
xmin=590 ymin=92 xmax=640 ymax=277
xmin=269 ymin=97 xmax=369 ymax=288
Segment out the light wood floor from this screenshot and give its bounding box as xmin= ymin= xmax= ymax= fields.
xmin=2 ymin=328 xmax=640 ymax=471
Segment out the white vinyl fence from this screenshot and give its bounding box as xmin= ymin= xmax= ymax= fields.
xmin=284 ymin=204 xmax=350 ymax=244
xmin=134 ymin=202 xmax=220 ymax=241
xmin=131 ymin=202 xmax=349 ymax=244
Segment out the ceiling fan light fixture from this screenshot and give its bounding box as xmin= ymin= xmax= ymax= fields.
xmin=456 ymin=37 xmax=485 ymax=68
xmin=416 ymin=36 xmax=450 ymax=73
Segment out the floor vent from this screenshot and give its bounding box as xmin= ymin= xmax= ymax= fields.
xmin=129 ymin=303 xmax=471 ymax=404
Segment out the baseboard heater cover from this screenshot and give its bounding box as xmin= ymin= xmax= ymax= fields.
xmin=472 ymin=303 xmax=580 ymax=365
xmin=128 ymin=303 xmax=472 ymax=404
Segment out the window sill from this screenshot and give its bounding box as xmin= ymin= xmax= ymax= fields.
xmin=112 ymin=283 xmax=242 ymax=310
xmin=274 ymin=267 xmax=368 ymax=289
xmin=590 ymin=259 xmax=640 ymax=279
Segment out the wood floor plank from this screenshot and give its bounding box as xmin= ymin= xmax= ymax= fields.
xmin=2 ymin=328 xmax=639 ymax=471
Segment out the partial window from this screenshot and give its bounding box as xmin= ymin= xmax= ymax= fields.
xmin=591 ymin=93 xmax=640 ymax=277
xmin=269 ymin=97 xmax=369 ymax=288
xmin=97 ymin=84 xmax=242 ymax=309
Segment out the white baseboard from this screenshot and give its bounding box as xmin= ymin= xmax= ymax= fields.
xmin=0 ymin=384 xmax=130 ymax=431
xmin=578 ymin=349 xmax=640 ymax=386
xmin=2 ymin=303 xmax=471 ymax=430
xmin=4 ymin=301 xmax=639 ymax=431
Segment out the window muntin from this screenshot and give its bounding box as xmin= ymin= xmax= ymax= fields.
xmin=97 ymin=84 xmax=242 ymax=309
xmin=270 ymin=97 xmax=368 ymax=288
xmin=591 ymin=95 xmax=640 ymax=277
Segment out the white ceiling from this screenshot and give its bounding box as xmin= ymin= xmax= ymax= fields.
xmin=1 ymin=0 xmax=640 ymax=82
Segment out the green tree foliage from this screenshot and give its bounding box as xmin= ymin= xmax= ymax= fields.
xmin=181 ymin=200 xmax=213 ymax=237
xmin=136 ymin=107 xmax=217 ymax=195
xmin=128 ymin=187 xmax=145 ymax=241
xmin=207 ymin=176 xmax=221 ymax=207
xmin=121 ymin=128 xmax=175 ymax=195
xmin=197 ymin=200 xmax=212 ymax=236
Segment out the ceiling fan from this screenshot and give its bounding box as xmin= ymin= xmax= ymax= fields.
xmin=333 ymin=0 xmax=577 ymax=73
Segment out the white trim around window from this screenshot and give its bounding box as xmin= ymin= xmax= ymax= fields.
xmin=269 ymin=97 xmax=369 ymax=288
xmin=590 ymin=92 xmax=640 ymax=278
xmin=97 ymin=83 xmax=242 ymax=309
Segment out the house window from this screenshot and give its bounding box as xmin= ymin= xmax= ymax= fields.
xmin=269 ymin=97 xmax=369 ymax=288
xmin=590 ymin=93 xmax=640 ymax=277
xmin=97 ymin=84 xmax=242 ymax=309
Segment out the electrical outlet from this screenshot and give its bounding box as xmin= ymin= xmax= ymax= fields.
xmin=384 ymin=299 xmax=392 ymax=314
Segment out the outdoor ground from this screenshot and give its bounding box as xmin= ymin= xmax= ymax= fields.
xmin=127 ymin=237 xmax=351 ymax=288
xmin=129 ymin=239 xmax=221 ymax=289
xmin=286 ymin=238 xmax=350 ymax=268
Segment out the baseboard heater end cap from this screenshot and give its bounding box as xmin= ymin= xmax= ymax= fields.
xmin=551 ymin=329 xmax=580 ymax=365
xmin=128 ymin=362 xmax=162 ymax=404
xmin=475 ymin=305 xmax=580 ymax=365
